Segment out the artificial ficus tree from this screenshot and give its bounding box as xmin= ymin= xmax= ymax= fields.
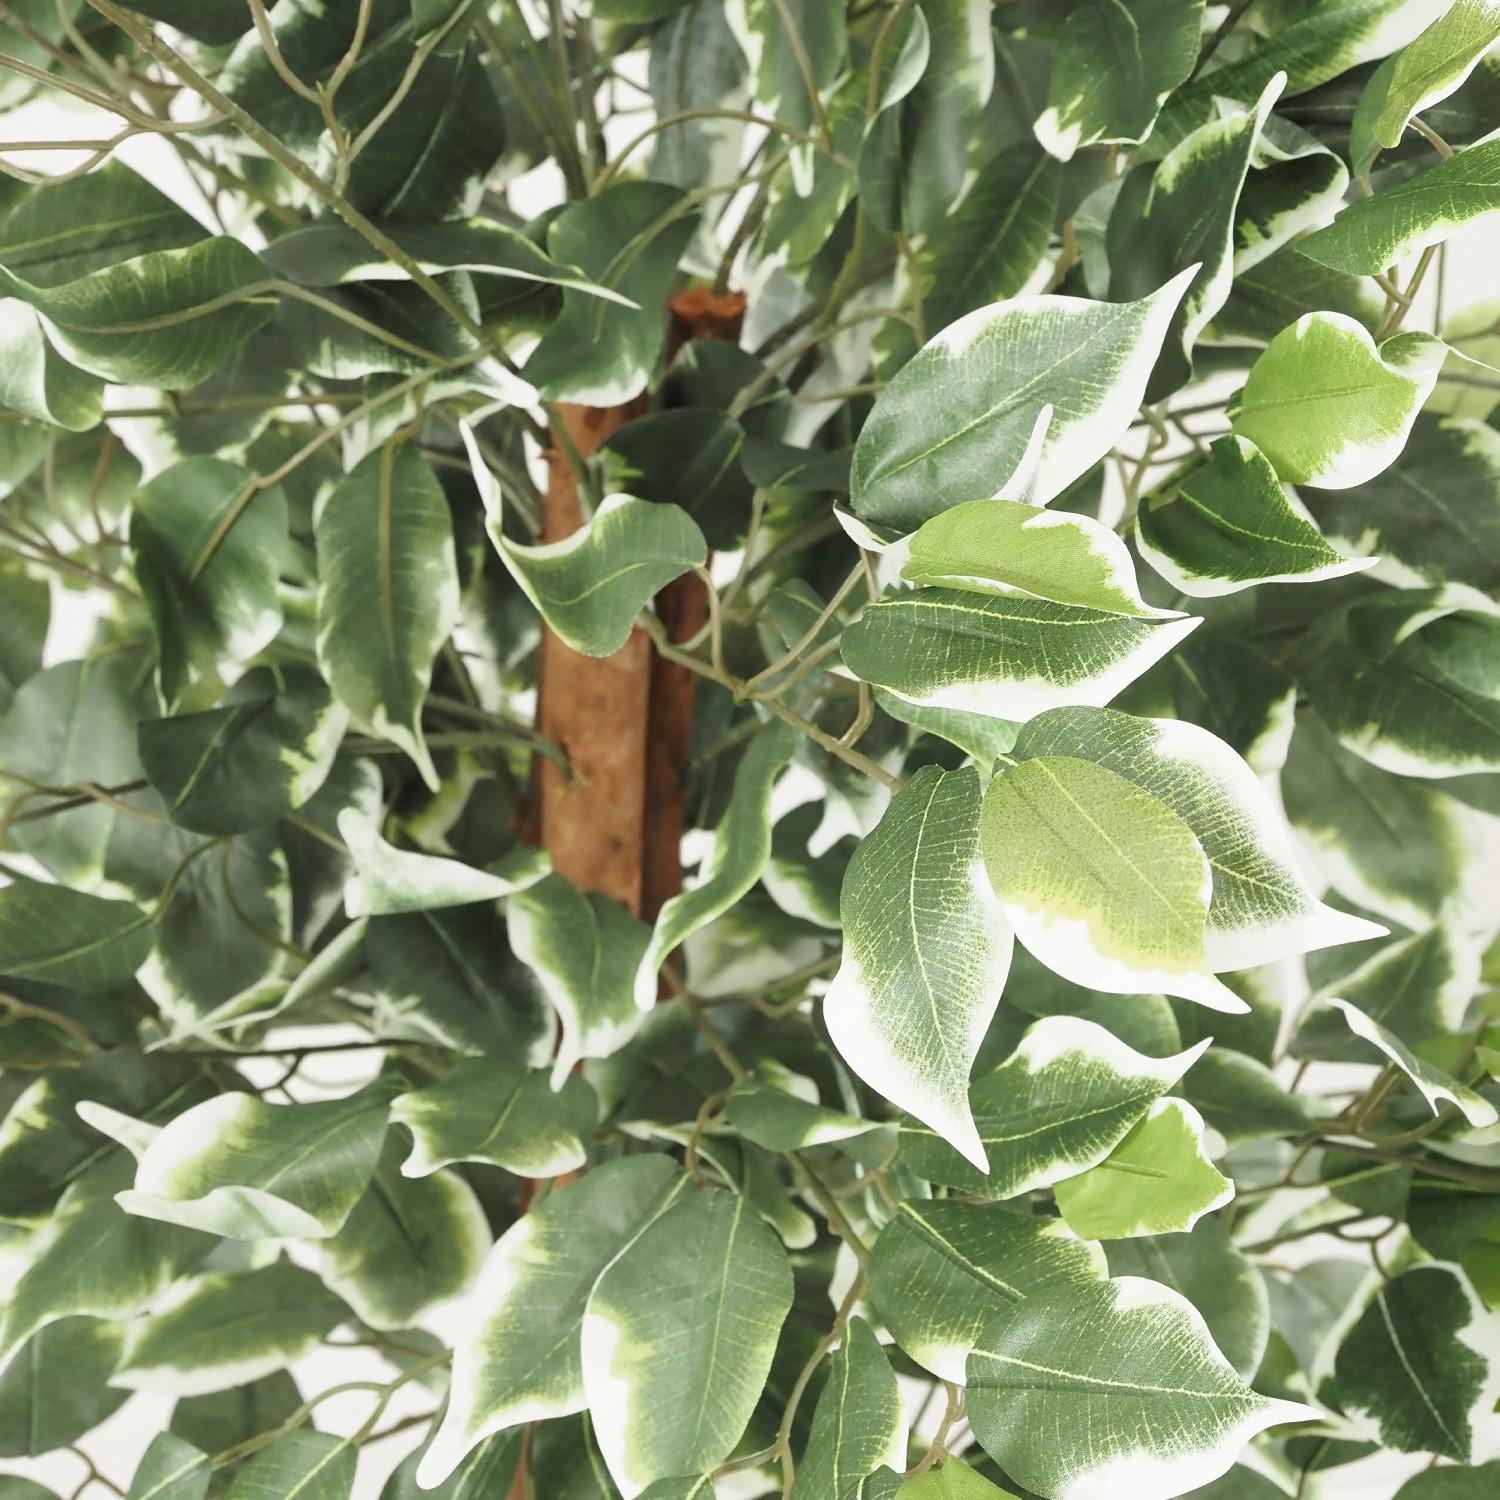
xmin=4 ymin=2 xmax=1500 ymax=1500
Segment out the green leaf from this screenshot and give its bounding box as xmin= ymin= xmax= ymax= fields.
xmin=1335 ymin=1263 xmax=1500 ymax=1461
xmin=581 ymin=1188 xmax=794 ymax=1495
xmin=634 ymin=720 xmax=796 ymax=1009
xmin=1105 ymin=1218 xmax=1269 ymax=1377
xmin=112 ymin=1259 xmax=348 ymax=1396
xmin=169 ymin=1371 xmax=302 ymax=1467
xmin=484 ymin=489 xmax=707 ymax=658
xmin=967 ymin=1279 xmax=1315 ymax=1500
xmin=1139 ymin=435 xmax=1373 ymax=596
xmin=1350 ymin=0 xmax=1500 ymax=173
xmin=791 ymin=1317 xmax=903 ymax=1500
xmin=0 ymin=240 xmax=277 ymax=389
xmin=0 ymin=1317 xmax=128 ymax=1458
xmin=1180 ymin=1047 xmax=1317 ymax=1144
xmin=850 ymin=269 xmax=1197 ymax=527
xmin=316 ymin=1135 xmax=489 ymax=1332
xmin=0 ymin=1048 xmax=214 ymax=1222
xmin=871 ymin=688 xmax=1021 ymax=765
xmin=1009 ymin=706 xmax=1384 ymax=970
xmin=337 ymin=809 xmax=546 ymax=918
xmin=1234 ymin=114 xmax=1353 ymax=274
xmin=1209 ymin=241 xmax=1383 ymax=345
xmin=1302 ymin=411 xmax=1500 ymax=591
xmin=904 ymin=498 xmax=1172 ymax=617
xmin=222 ymin=1431 xmax=354 ymax=1500
xmin=138 ymin=668 xmax=346 ymax=836
xmin=1282 ymin=711 xmax=1477 ymax=928
xmin=110 ymin=1083 xmax=392 ymax=1239
xmin=1034 ymin=0 xmax=1203 ymax=161
xmin=1394 ymin=1463 xmax=1500 ymax=1500
xmin=0 ymin=303 xmax=103 ymax=429
xmin=524 ymin=183 xmax=700 ymax=405
xmin=722 ymin=1065 xmax=874 ymax=1152
xmin=1233 ymin=313 xmax=1445 ymax=488
xmin=899 ymin=1015 xmax=1209 ymax=1198
xmin=823 ymin=765 xmax=1013 ymax=1171
xmin=1106 ymin=75 xmax=1279 ymax=393
xmin=392 ymin=1054 xmax=596 ymax=1178
xmin=722 ymin=0 xmax=845 ymax=137
xmin=980 ymin=755 xmax=1242 ymax=1010
xmin=1054 ymin=1097 xmax=1233 ymax=1239
xmin=1324 ymin=997 xmax=1498 ymax=1127
xmin=842 ymin=589 xmax=1200 ymax=726
xmin=0 ymin=1160 xmax=211 ymax=1361
xmin=419 ymin=1156 xmax=684 ymax=1487
xmin=0 ymin=161 xmax=205 ymax=289
xmin=382 ymin=1431 xmax=521 ymax=1500
xmin=1301 ymin=136 xmax=1500 ymax=275
xmin=130 ymin=458 xmax=289 ymax=712
xmin=0 ymin=879 xmax=151 ymax=990
xmin=126 ymin=1434 xmax=211 ymax=1500
xmin=868 ymin=1199 xmax=1107 ymax=1383
xmin=314 ymin=443 xmax=460 ymax=791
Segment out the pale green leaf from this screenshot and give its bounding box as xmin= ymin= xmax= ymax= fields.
xmin=113 ymin=1083 xmax=392 ymax=1240
xmin=0 ymin=879 xmax=150 ymax=990
xmin=904 ymin=498 xmax=1172 ymax=617
xmin=0 ymin=240 xmax=277 ymax=388
xmin=314 ymin=443 xmax=460 ymax=791
xmin=317 ymin=1135 xmax=489 ymax=1331
xmin=842 ymin=590 xmax=1200 ymax=725
xmin=872 ymin=688 xmax=1021 ymax=765
xmin=1034 ymin=0 xmax=1204 ymax=162
xmin=222 ymin=1431 xmax=354 ymax=1500
xmin=980 ymin=756 xmax=1243 ymax=1010
xmin=722 ymin=0 xmax=844 ymax=137
xmin=967 ymin=1279 xmax=1316 ymax=1500
xmin=337 ymin=809 xmax=547 ymax=918
xmin=0 ymin=302 xmax=102 ymax=430
xmin=899 ymin=1015 xmax=1210 ymax=1198
xmin=130 ymin=458 xmax=288 ymax=712
xmin=1233 ymin=313 xmax=1445 ymax=488
xmin=581 ymin=1188 xmax=794 ymax=1496
xmin=722 ymin=1064 xmax=875 ymax=1152
xmin=1394 ymin=1462 xmax=1500 ymax=1499
xmin=126 ymin=1434 xmax=210 ymax=1500
xmin=1325 ymin=997 xmax=1498 ymax=1126
xmin=391 ymin=1055 xmax=595 ymax=1179
xmin=850 ymin=269 xmax=1197 ymax=527
xmin=1105 ymin=1218 xmax=1269 ymax=1377
xmin=1300 ymin=137 xmax=1500 ymax=275
xmin=868 ymin=1198 xmax=1107 ymax=1383
xmin=634 ymin=720 xmax=796 ymax=1009
xmin=0 ymin=1317 xmax=128 ymax=1458
xmin=790 ymin=1317 xmax=902 ymax=1499
xmin=112 ymin=1259 xmax=348 ymax=1396
xmin=1335 ymin=1263 xmax=1500 ymax=1461
xmin=419 ymin=1156 xmax=685 ymax=1488
xmin=1138 ymin=435 xmax=1374 ymax=596
xmin=824 ymin=765 xmax=1013 ymax=1171
xmin=1009 ymin=706 xmax=1384 ymax=970
xmin=1054 ymin=1097 xmax=1234 ymax=1239
xmin=1351 ymin=0 xmax=1500 ymax=173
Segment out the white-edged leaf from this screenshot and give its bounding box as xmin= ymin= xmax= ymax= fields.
xmin=823 ymin=765 xmax=1013 ymax=1172
xmin=899 ymin=1015 xmax=1210 ymax=1198
xmin=849 ymin=268 xmax=1198 ymax=527
xmin=904 ymin=498 xmax=1173 ymax=617
xmin=337 ymin=808 xmax=547 ymax=918
xmin=1053 ymin=1097 xmax=1234 ymax=1239
xmin=1010 ymin=706 xmax=1385 ymax=971
xmin=418 ymin=1156 xmax=684 ymax=1488
xmin=967 ymin=1277 xmax=1317 ymax=1500
xmin=980 ymin=756 xmax=1244 ymax=1011
xmin=392 ymin=1055 xmax=595 ymax=1179
xmin=842 ymin=589 xmax=1200 ymax=725
xmin=722 ymin=1065 xmax=875 ymax=1152
xmin=111 ymin=1084 xmax=391 ymax=1240
xmin=509 ymin=873 xmax=651 ymax=1086
xmin=634 ymin=721 xmax=796 ymax=1009
xmin=1325 ymin=997 xmax=1498 ymax=1127
xmin=1233 ymin=313 xmax=1445 ymax=489
xmin=111 ymin=1260 xmax=347 ymax=1396
xmin=1138 ymin=436 xmax=1376 ymax=596
xmin=314 ymin=444 xmax=460 ymax=791
xmin=868 ymin=1198 xmax=1107 ymax=1383
xmin=790 ymin=1316 xmax=904 ymax=1500
xmin=581 ymin=1188 xmax=794 ymax=1497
